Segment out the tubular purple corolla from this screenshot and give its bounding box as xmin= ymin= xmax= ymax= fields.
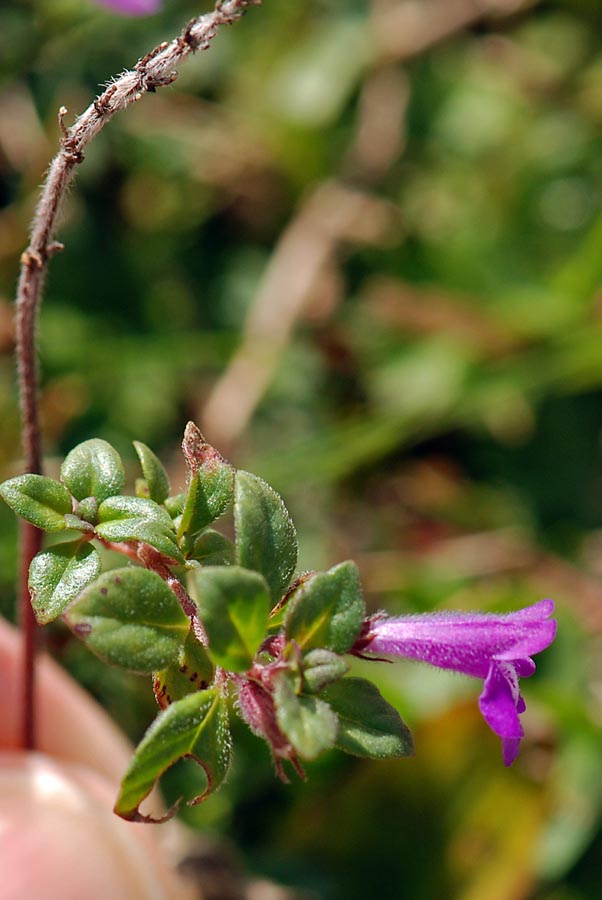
xmin=360 ymin=599 xmax=556 ymax=765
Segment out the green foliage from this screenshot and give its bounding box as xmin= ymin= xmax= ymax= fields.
xmin=29 ymin=540 xmax=101 ymax=624
xmin=234 ymin=470 xmax=298 ymax=602
xmin=274 ymin=675 xmax=338 ymax=760
xmin=0 ymin=475 xmax=72 ymax=532
xmin=114 ymin=687 xmax=231 ymax=822
xmin=301 ymin=649 xmax=349 ymax=694
xmin=133 ymin=440 xmax=170 ymax=504
xmin=284 ymin=561 xmax=365 ymax=654
xmin=192 ymin=565 xmax=271 ymax=672
xmin=189 ymin=529 xmax=236 ymax=567
xmin=65 ymin=567 xmax=189 ymax=673
xmin=96 ymin=495 xmax=185 ymax=562
xmin=322 ymin=678 xmax=414 ymax=759
xmin=61 ymin=439 xmax=125 ymax=503
xmin=74 ymin=497 xmax=98 ymax=525
xmin=97 ymin=495 xmax=174 ymax=528
xmin=1 ymin=416 xmax=412 ymax=822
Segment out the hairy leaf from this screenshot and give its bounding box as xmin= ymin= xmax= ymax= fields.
xmin=61 ymin=439 xmax=125 ymax=503
xmin=115 ymin=688 xmax=231 ymax=822
xmin=234 ymin=470 xmax=297 ymax=602
xmin=274 ymin=675 xmax=338 ymax=760
xmin=190 ymin=529 xmax=235 ymax=566
xmin=302 ymin=648 xmax=349 ymax=693
xmin=95 ymin=518 xmax=184 ymax=564
xmin=29 ymin=541 xmax=101 ymax=624
xmin=322 ymin=678 xmax=414 ymax=759
xmin=284 ymin=560 xmax=365 ymax=654
xmin=192 ymin=566 xmax=270 ymax=672
xmin=98 ymin=495 xmax=174 ymax=530
xmin=133 ymin=440 xmax=171 ymax=504
xmin=164 ymin=493 xmax=185 ymax=518
xmin=65 ymin=567 xmax=189 ymax=673
xmin=0 ymin=474 xmax=72 ymax=532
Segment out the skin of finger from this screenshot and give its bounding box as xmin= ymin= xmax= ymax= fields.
xmin=0 ymin=616 xmax=132 ymax=784
xmin=0 ymin=619 xmax=198 ymax=898
xmin=0 ymin=753 xmax=198 ymax=900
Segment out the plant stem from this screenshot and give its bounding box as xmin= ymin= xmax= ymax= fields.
xmin=17 ymin=524 xmax=41 ymax=749
xmin=13 ymin=0 xmax=260 ymax=751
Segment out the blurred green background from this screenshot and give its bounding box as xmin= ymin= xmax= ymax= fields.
xmin=2 ymin=0 xmax=602 ymax=897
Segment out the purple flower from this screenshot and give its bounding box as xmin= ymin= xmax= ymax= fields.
xmin=359 ymin=599 xmax=556 ymax=765
xmin=92 ymin=0 xmax=162 ymax=15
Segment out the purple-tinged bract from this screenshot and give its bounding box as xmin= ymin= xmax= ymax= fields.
xmin=360 ymin=599 xmax=556 ymax=765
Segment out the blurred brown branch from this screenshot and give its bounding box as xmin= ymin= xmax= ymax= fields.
xmin=372 ymin=0 xmax=538 ymax=64
xmin=200 ymin=181 xmax=399 ymax=447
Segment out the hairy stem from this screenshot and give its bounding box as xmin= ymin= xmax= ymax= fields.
xmin=14 ymin=0 xmax=260 ymax=750
xmin=18 ymin=523 xmax=42 ymax=749
xmin=135 ymin=544 xmax=208 ymax=645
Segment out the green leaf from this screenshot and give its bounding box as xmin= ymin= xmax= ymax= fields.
xmin=95 ymin=518 xmax=184 ymax=564
xmin=302 ymin=649 xmax=349 ymax=693
xmin=154 ymin=630 xmax=215 ymax=709
xmin=74 ymin=497 xmax=98 ymax=525
xmin=234 ymin=470 xmax=297 ymax=602
xmin=284 ymin=560 xmax=365 ymax=654
xmin=65 ymin=567 xmax=189 ymax=673
xmin=61 ymin=439 xmax=125 ymax=504
xmin=64 ymin=514 xmax=95 ymax=534
xmin=192 ymin=566 xmax=270 ymax=672
xmin=133 ymin=441 xmax=170 ymax=504
xmin=274 ymin=675 xmax=338 ymax=760
xmin=97 ymin=496 xmax=175 ymax=531
xmin=190 ymin=529 xmax=235 ymax=566
xmin=0 ymin=474 xmax=72 ymax=532
xmin=164 ymin=493 xmax=185 ymax=518
xmin=322 ymin=678 xmax=414 ymax=759
xmin=29 ymin=541 xmax=101 ymax=624
xmin=114 ymin=688 xmax=231 ymax=822
xmin=178 ymin=440 xmax=234 ymax=540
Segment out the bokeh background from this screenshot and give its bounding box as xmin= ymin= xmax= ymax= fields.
xmin=2 ymin=0 xmax=602 ymax=898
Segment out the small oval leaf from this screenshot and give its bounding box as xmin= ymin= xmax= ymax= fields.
xmin=164 ymin=493 xmax=185 ymax=518
xmin=322 ymin=678 xmax=414 ymax=759
xmin=65 ymin=567 xmax=189 ymax=673
xmin=29 ymin=541 xmax=101 ymax=624
xmin=95 ymin=518 xmax=185 ymax=564
xmin=274 ymin=675 xmax=338 ymax=760
xmin=192 ymin=566 xmax=270 ymax=672
xmin=61 ymin=439 xmax=125 ymax=504
xmin=284 ymin=561 xmax=365 ymax=654
xmin=234 ymin=470 xmax=297 ymax=602
xmin=98 ymin=496 xmax=174 ymax=531
xmin=0 ymin=474 xmax=72 ymax=532
xmin=133 ymin=441 xmax=171 ymax=504
xmin=190 ymin=529 xmax=235 ymax=567
xmin=302 ymin=649 xmax=349 ymax=694
xmin=114 ymin=688 xmax=231 ymax=822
